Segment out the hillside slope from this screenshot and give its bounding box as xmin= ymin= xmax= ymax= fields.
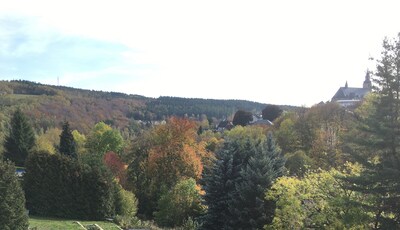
xmin=0 ymin=80 xmax=298 ymax=133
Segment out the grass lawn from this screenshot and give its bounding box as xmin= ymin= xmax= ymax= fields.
xmin=29 ymin=216 xmax=122 ymax=230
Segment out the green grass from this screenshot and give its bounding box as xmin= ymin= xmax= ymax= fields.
xmin=29 ymin=216 xmax=121 ymax=230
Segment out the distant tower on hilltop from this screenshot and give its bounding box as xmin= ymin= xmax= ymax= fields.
xmin=331 ymin=70 xmax=372 ymax=107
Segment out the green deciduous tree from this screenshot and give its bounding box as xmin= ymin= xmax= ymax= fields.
xmin=59 ymin=121 xmax=77 ymax=158
xmin=4 ymin=109 xmax=36 ymax=166
xmin=232 ymin=110 xmax=253 ymax=126
xmin=0 ymin=160 xmax=29 ymax=230
xmin=34 ymin=127 xmax=61 ymax=154
xmin=262 ymin=105 xmax=282 ymax=121
xmin=85 ymin=122 xmax=124 ymax=157
xmin=266 ymin=163 xmax=370 ymax=229
xmin=154 ymin=178 xmax=205 ymax=228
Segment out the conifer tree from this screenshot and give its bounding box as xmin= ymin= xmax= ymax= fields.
xmin=59 ymin=121 xmax=77 ymax=158
xmin=201 ymin=133 xmax=285 ymax=229
xmin=4 ymin=109 xmax=36 ymax=166
xmin=345 ymin=33 xmax=400 ymax=228
xmin=229 ymin=132 xmax=285 ymax=229
xmin=0 ymin=160 xmax=29 ymax=229
xmin=200 ymin=140 xmax=238 ymax=230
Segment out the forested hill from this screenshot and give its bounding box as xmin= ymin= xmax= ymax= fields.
xmin=0 ymin=80 xmax=298 ymax=133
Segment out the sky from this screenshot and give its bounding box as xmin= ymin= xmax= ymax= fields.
xmin=1 ymin=0 xmax=400 ymax=107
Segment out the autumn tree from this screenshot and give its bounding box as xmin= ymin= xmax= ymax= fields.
xmin=4 ymin=109 xmax=36 ymax=166
xmin=232 ymin=110 xmax=253 ymax=126
xmin=262 ymin=104 xmax=283 ymax=121
xmin=127 ymin=117 xmax=210 ymax=218
xmin=273 ymin=103 xmax=348 ymax=175
xmin=104 ymin=151 xmax=128 ymax=188
xmin=59 ymin=121 xmax=77 ymax=158
xmin=0 ymin=160 xmax=29 ymax=229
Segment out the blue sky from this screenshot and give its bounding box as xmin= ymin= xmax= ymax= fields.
xmin=1 ymin=0 xmax=400 ymax=106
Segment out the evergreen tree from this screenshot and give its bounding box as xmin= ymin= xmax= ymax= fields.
xmin=200 ymin=140 xmax=238 ymax=230
xmin=59 ymin=121 xmax=77 ymax=158
xmin=201 ymin=133 xmax=285 ymax=229
xmin=4 ymin=109 xmax=36 ymax=166
xmin=0 ymin=160 xmax=29 ymax=230
xmin=345 ymin=33 xmax=400 ymax=228
xmin=229 ymin=132 xmax=285 ymax=229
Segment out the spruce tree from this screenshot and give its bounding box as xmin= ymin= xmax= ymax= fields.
xmin=200 ymin=140 xmax=237 ymax=230
xmin=59 ymin=121 xmax=77 ymax=158
xmin=345 ymin=33 xmax=400 ymax=228
xmin=4 ymin=109 xmax=36 ymax=167
xmin=0 ymin=160 xmax=29 ymax=230
xmin=229 ymin=132 xmax=285 ymax=229
xmin=201 ymin=134 xmax=285 ymax=229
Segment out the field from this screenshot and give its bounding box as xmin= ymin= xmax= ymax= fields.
xmin=29 ymin=216 xmax=122 ymax=230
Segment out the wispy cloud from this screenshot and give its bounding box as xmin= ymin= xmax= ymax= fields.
xmin=0 ymin=15 xmax=153 ymax=88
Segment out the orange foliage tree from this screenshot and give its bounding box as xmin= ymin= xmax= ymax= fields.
xmin=104 ymin=151 xmax=128 ymax=188
xmin=127 ymin=116 xmax=212 ymax=218
xmin=146 ymin=117 xmax=206 ymax=188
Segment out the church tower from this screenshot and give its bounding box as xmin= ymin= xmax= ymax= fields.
xmin=363 ymin=71 xmax=372 ymax=90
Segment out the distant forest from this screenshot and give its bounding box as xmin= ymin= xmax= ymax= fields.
xmin=0 ymin=80 xmax=298 ymax=133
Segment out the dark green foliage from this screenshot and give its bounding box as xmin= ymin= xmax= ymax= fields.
xmin=230 ymin=132 xmax=286 ymax=229
xmin=146 ymin=96 xmax=272 ymax=120
xmin=126 ymin=136 xmax=153 ymax=218
xmin=24 ymin=151 xmax=116 ymax=220
xmin=0 ymin=160 xmax=29 ymax=230
xmin=344 ymin=34 xmax=400 ymax=228
xmin=232 ymin=110 xmax=253 ymax=126
xmin=59 ymin=121 xmax=77 ymax=158
xmin=4 ymin=109 xmax=36 ymax=166
xmin=200 ymin=140 xmax=239 ymax=230
xmin=285 ymin=150 xmax=313 ymax=177
xmin=201 ymin=134 xmax=285 ymax=229
xmin=262 ymin=105 xmax=283 ymax=121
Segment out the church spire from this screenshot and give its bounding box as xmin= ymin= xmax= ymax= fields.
xmin=345 ymin=81 xmax=348 ymax=88
xmin=363 ymin=70 xmax=372 ymax=89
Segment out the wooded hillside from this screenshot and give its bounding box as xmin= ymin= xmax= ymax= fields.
xmin=0 ymin=80 xmax=296 ymax=133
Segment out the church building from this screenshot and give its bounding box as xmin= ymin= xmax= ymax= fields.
xmin=331 ymin=71 xmax=372 ymax=107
